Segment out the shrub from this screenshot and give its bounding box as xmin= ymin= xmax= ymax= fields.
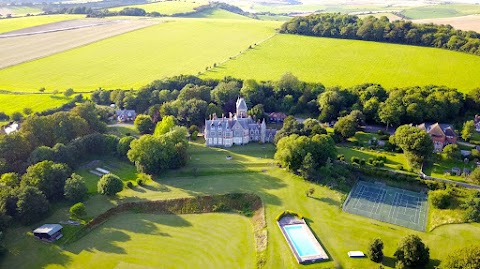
xmin=136 ymin=173 xmax=152 ymax=186
xmin=97 ymin=174 xmax=123 ymax=195
xmin=126 ymin=181 xmax=133 ymax=188
xmin=368 ymin=158 xmax=374 ymax=164
xmin=351 ymin=156 xmax=360 ymax=164
xmin=69 ymin=202 xmax=86 ymax=219
xmin=136 ymin=178 xmax=144 ymax=186
xmin=360 ymin=159 xmax=366 ymax=165
xmin=337 ymin=154 xmax=345 ymax=161
xmin=430 ymin=190 xmax=452 ymax=209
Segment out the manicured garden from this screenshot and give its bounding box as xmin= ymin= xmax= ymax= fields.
xmin=2 ymin=141 xmax=480 ymax=268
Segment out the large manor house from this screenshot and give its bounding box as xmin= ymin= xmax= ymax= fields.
xmin=204 ymin=98 xmax=277 ymax=147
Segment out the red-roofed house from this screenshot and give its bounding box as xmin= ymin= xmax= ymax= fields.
xmin=417 ymin=123 xmax=457 ymax=152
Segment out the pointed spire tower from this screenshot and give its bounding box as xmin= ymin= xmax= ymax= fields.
xmin=236 ymin=97 xmax=248 ymax=118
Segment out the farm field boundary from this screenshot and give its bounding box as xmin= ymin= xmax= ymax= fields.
xmin=0 ymin=19 xmax=158 ymax=71
xmin=0 ymin=19 xmax=280 ymax=92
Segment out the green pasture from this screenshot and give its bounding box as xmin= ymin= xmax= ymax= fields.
xmin=0 ymin=15 xmax=83 ymax=34
xmin=3 ymin=141 xmax=480 ymax=268
xmin=204 ymin=34 xmax=480 ymax=92
xmin=402 ymin=4 xmax=480 ymax=19
xmin=108 ymin=0 xmax=205 ymax=15
xmin=0 ymin=18 xmax=280 ymax=92
xmin=0 ymin=93 xmax=72 ymax=116
xmin=185 ymin=8 xmax=250 ymax=20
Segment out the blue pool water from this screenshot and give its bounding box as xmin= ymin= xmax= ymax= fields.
xmin=283 ymin=225 xmax=320 ymax=257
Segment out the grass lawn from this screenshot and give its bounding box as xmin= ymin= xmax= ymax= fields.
xmin=0 ymin=15 xmax=83 ymax=34
xmin=0 ymin=18 xmax=280 ymax=92
xmin=108 ymin=0 xmax=205 ymax=15
xmin=402 ymin=4 xmax=480 ymax=19
xmin=204 ymin=34 xmax=480 ymax=92
xmin=2 ymin=213 xmax=255 ymax=269
xmin=337 ymin=146 xmax=411 ymax=171
xmin=423 ymin=154 xmax=477 ymax=183
xmin=3 ymin=141 xmax=480 ymax=268
xmin=0 ymin=93 xmax=72 ymax=116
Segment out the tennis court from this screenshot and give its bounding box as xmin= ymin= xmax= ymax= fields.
xmin=343 ymin=181 xmax=428 ymax=231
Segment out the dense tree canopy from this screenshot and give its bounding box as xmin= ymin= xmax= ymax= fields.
xmin=22 ymin=160 xmax=71 ymax=201
xmin=394 ymin=234 xmax=430 ymax=268
xmin=392 ymin=125 xmax=434 ymax=165
xmin=440 ymin=245 xmax=480 ymax=269
xmin=280 ymin=13 xmax=480 ymax=55
xmin=275 ymin=134 xmax=336 ymax=172
xmin=134 ymin=114 xmax=154 ymax=134
xmin=16 ymin=186 xmax=49 ymax=225
xmin=64 ymin=173 xmax=88 ymax=203
xmin=128 ymin=127 xmax=189 ymax=174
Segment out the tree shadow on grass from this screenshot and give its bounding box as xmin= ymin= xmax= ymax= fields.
xmin=66 ymin=229 xmax=131 ymax=255
xmin=382 ymin=256 xmax=396 ymax=268
xmin=162 ymin=172 xmax=285 ymax=206
xmin=65 ymin=212 xmax=191 ymax=255
xmin=310 ymin=196 xmax=341 ymax=207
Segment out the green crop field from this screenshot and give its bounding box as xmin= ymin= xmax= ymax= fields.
xmin=0 ymin=18 xmax=280 ymax=92
xmin=0 ymin=15 xmax=83 ymax=34
xmin=3 ymin=141 xmax=480 ymax=268
xmin=109 ymin=0 xmax=205 ymax=15
xmin=402 ymin=4 xmax=480 ymax=19
xmin=185 ymin=8 xmax=250 ymax=20
xmin=0 ymin=94 xmax=72 ymax=116
xmin=204 ymin=34 xmax=480 ymax=92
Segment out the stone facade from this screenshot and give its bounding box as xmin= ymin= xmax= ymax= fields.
xmin=204 ymin=98 xmax=276 ymax=147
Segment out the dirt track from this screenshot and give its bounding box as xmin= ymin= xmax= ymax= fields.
xmin=0 ymin=19 xmax=159 ymax=70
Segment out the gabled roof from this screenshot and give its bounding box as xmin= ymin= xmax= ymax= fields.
xmin=428 ymin=123 xmax=445 ymax=137
xmin=33 ymin=224 xmax=63 ymax=235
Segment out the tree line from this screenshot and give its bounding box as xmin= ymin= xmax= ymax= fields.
xmin=280 ymin=13 xmax=480 ymax=56
xmin=90 ymin=74 xmax=480 ymax=134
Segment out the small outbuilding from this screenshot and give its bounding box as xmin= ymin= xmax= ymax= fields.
xmin=33 ymin=224 xmax=63 ymax=242
xmin=348 ymin=251 xmax=365 ymax=258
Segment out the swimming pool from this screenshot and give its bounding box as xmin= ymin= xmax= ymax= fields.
xmin=284 ymin=224 xmax=321 ymax=257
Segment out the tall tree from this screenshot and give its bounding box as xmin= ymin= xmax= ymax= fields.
xmin=22 ymin=160 xmax=71 ymax=201
xmin=368 ymin=238 xmax=384 ymax=263
xmin=394 ymin=235 xmax=430 ymax=268
xmin=462 ymin=120 xmax=476 ymax=142
xmin=16 ymin=186 xmax=49 ymax=225
xmin=392 ymin=125 xmax=433 ymax=165
xmin=134 ymin=114 xmax=154 ymax=134
xmin=154 ymin=115 xmax=176 ymax=136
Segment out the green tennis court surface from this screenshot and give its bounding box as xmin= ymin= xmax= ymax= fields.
xmin=343 ymin=181 xmax=428 ymax=231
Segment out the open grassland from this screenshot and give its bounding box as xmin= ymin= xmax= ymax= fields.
xmin=3 ymin=141 xmax=480 ymax=268
xmin=0 ymin=15 xmax=83 ymax=34
xmin=108 ymin=0 xmax=205 ymax=15
xmin=0 ymin=19 xmax=158 ymax=70
xmin=413 ymin=15 xmax=480 ymax=33
xmin=0 ymin=18 xmax=280 ymax=92
xmin=205 ymin=34 xmax=480 ymax=92
xmin=0 ymin=94 xmax=72 ymax=115
xmin=402 ymin=4 xmax=480 ymax=19
xmin=185 ymin=8 xmax=251 ymax=19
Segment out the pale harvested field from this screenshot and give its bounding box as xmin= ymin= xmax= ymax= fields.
xmin=0 ymin=18 xmax=113 ymax=37
xmin=0 ymin=19 xmax=158 ymax=70
xmin=413 ymin=15 xmax=480 ymax=32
